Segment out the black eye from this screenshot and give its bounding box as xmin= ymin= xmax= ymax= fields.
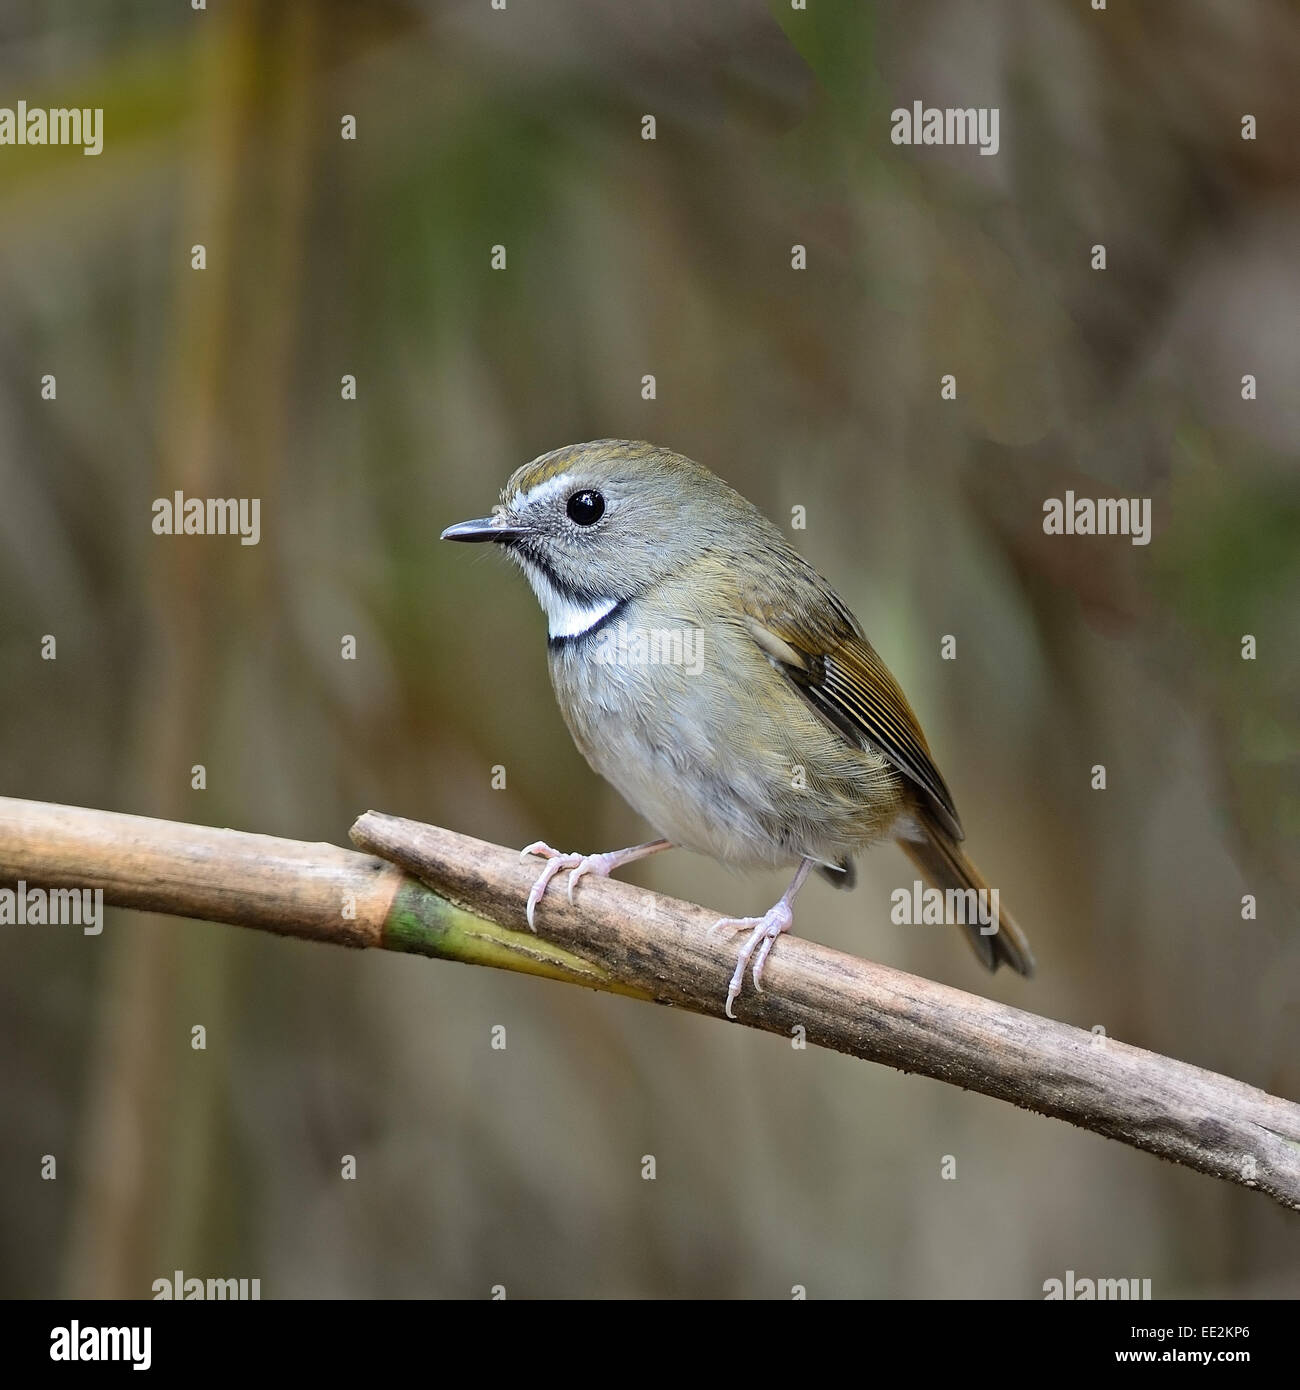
xmin=566 ymin=489 xmax=605 ymax=526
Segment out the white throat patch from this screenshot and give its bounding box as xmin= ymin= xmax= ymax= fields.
xmin=515 ymin=554 xmax=617 ymax=638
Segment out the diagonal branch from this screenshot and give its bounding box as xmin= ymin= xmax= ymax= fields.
xmin=2 ymin=796 xmax=1297 ymax=1210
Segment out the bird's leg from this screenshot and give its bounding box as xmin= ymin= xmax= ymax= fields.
xmin=519 ymin=839 xmax=673 ymax=929
xmin=709 ymin=858 xmax=814 ymax=1019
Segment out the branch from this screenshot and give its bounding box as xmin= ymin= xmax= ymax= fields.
xmin=3 ymin=796 xmax=1297 ymax=1210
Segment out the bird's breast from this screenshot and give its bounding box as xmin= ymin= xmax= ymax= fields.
xmin=545 ymin=596 xmax=905 ymax=867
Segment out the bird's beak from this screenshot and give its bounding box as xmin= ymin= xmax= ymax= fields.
xmin=440 ymin=516 xmax=525 ymax=543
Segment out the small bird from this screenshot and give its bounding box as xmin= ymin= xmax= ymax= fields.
xmin=442 ymin=440 xmax=1034 ymax=1016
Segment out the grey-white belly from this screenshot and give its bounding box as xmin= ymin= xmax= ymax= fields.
xmin=545 ymin=612 xmax=899 ymax=870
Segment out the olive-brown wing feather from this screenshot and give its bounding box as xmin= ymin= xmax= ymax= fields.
xmin=739 ymin=567 xmax=964 ymax=842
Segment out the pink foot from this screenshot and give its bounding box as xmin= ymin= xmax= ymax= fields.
xmin=709 ymin=902 xmax=794 ymax=1019
xmin=519 ymin=839 xmax=671 ymax=930
xmin=707 ymin=858 xmax=814 ymax=1019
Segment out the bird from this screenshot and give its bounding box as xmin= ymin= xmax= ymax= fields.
xmin=442 ymin=439 xmax=1034 ymax=1016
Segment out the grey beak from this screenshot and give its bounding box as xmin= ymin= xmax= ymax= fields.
xmin=440 ymin=517 xmax=525 ymax=543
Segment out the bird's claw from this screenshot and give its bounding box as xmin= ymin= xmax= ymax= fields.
xmin=712 ymin=901 xmax=794 ymax=1019
xmin=520 ymin=842 xmax=620 ymax=929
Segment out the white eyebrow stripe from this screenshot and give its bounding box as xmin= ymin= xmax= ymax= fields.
xmin=513 ymin=472 xmax=574 ymax=512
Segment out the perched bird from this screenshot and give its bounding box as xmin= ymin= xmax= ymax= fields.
xmin=442 ymin=440 xmax=1034 ymax=1015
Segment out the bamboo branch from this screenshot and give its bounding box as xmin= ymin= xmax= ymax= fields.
xmin=2 ymin=796 xmax=1297 ymax=1210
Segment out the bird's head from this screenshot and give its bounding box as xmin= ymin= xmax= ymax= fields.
xmin=441 ymin=439 xmax=769 ymax=637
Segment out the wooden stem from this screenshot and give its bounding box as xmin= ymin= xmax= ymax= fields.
xmin=1 ymin=796 xmax=1296 ymax=1211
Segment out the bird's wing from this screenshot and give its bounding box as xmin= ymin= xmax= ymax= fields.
xmin=738 ymin=560 xmax=964 ymax=841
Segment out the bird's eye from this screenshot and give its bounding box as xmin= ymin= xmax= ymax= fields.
xmin=566 ymin=489 xmax=605 ymax=526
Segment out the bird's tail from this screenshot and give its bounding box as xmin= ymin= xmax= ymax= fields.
xmin=897 ymin=814 xmax=1035 ymax=976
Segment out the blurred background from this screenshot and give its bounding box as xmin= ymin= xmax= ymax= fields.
xmin=1 ymin=0 xmax=1298 ymax=1298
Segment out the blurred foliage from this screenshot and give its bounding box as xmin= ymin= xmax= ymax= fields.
xmin=1 ymin=0 xmax=1297 ymax=1298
